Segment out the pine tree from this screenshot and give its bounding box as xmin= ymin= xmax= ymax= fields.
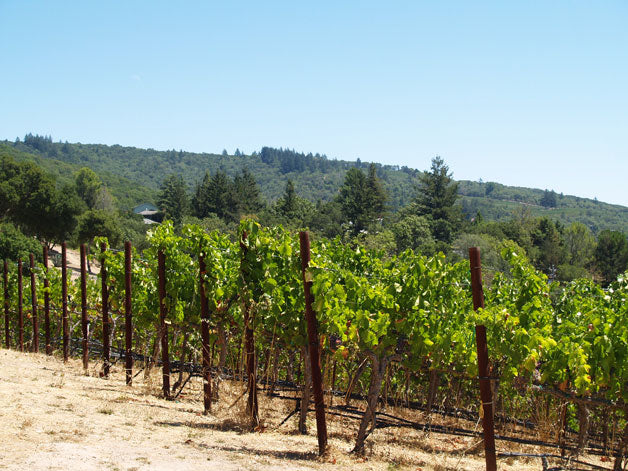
xmin=208 ymin=170 xmax=234 ymax=220
xmin=191 ymin=171 xmax=212 ymax=218
xmin=338 ymin=165 xmax=387 ymax=235
xmin=414 ymin=156 xmax=462 ymax=244
xmin=233 ymin=168 xmax=264 ymax=216
xmin=365 ymin=164 xmax=386 ymax=220
xmin=157 ymin=174 xmax=189 ymax=226
xmin=279 ymin=179 xmax=297 ymax=217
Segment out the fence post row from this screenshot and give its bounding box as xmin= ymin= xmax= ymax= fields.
xmin=18 ymin=258 xmax=23 ymax=352
xmin=3 ymin=260 xmax=9 ymax=349
xmin=199 ymin=252 xmax=212 ymax=414
xmin=80 ymin=244 xmax=89 ymax=370
xmin=299 ymin=231 xmax=328 ymax=455
xmin=4 ymin=239 xmax=624 ymax=467
xmin=61 ymin=242 xmax=69 ymax=362
xmin=101 ymin=242 xmax=110 ymax=378
xmin=29 ymin=253 xmax=39 ymax=353
xmin=157 ymin=250 xmax=171 ymax=399
xmin=124 ymin=241 xmax=133 ymax=385
xmin=469 ymin=247 xmax=497 ymax=471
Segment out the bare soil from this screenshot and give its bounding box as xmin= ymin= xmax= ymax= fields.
xmin=0 ymin=349 xmax=610 ymax=470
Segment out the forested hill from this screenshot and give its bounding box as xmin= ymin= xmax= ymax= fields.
xmin=5 ymin=135 xmax=628 ymax=233
xmin=5 ymin=136 xmax=419 ymax=210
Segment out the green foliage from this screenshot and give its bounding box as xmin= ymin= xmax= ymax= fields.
xmin=74 ymin=167 xmax=102 ymax=209
xmin=414 ymin=157 xmax=462 ymax=244
xmin=391 ymin=213 xmax=434 ymax=254
xmin=1 ymin=151 xmax=83 ymax=245
xmin=338 ymin=165 xmax=387 ymax=235
xmin=7 ymin=137 xmax=628 ymax=236
xmin=0 ymin=223 xmax=43 ymax=262
xmin=233 ymin=168 xmax=265 ymax=217
xmin=303 ymin=200 xmax=344 ymax=239
xmin=451 ymin=233 xmax=516 ymax=274
xmin=595 ymin=230 xmax=628 ymax=285
xmin=1 ymin=142 xmax=155 ymax=210
xmin=77 ymin=210 xmax=122 ymax=248
xmin=564 ymin=222 xmax=596 ymax=267
xmin=158 ymin=174 xmax=189 ymax=226
xmin=530 ymin=217 xmax=565 ymax=275
xmin=540 ymin=189 xmax=558 ymax=208
xmin=459 ymin=180 xmax=628 ymax=234
xmin=4 ymin=219 xmax=626 ymax=435
xmin=191 ymin=169 xmax=264 ymax=223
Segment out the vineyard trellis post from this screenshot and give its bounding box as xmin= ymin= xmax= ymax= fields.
xmin=43 ymin=246 xmax=52 ymax=355
xmin=299 ymin=231 xmax=328 ymax=455
xmin=101 ymin=242 xmax=110 ymax=378
xmin=199 ymin=252 xmax=212 ymax=413
xmin=469 ymin=247 xmax=497 ymax=471
xmin=30 ymin=253 xmax=39 ymax=353
xmin=124 ymin=241 xmax=133 ymax=385
xmin=3 ymin=260 xmax=9 ymax=349
xmin=61 ymin=242 xmax=69 ymax=362
xmin=240 ymin=231 xmax=260 ymax=428
xmin=80 ymin=244 xmax=89 ymax=370
xmin=18 ymin=258 xmax=23 ymax=352
xmin=158 ymin=250 xmax=171 ymax=399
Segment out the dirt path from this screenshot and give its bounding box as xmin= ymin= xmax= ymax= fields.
xmin=0 ymin=350 xmax=328 ymax=471
xmin=49 ymin=245 xmax=100 ymax=280
xmin=0 ymin=349 xmax=609 ymax=470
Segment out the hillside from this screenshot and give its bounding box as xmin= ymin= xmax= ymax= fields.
xmin=458 ymin=180 xmax=628 ymax=233
xmin=4 ymin=136 xmax=628 ymax=233
xmin=0 ymin=143 xmax=156 ymax=211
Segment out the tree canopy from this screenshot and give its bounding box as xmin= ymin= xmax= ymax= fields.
xmin=414 ymin=156 xmax=462 ymax=244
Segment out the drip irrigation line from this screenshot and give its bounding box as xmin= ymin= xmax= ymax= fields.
xmin=2 ymin=333 xmax=625 ymax=461
xmin=276 ymin=407 xmax=299 ymax=428
xmin=269 ymin=390 xmax=622 ymax=458
xmin=497 ymin=452 xmax=612 ymax=471
xmin=173 ymin=374 xmax=193 ymax=400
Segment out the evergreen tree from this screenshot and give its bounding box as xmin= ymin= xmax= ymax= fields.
xmin=232 ymin=168 xmax=264 ymax=217
xmin=157 ymin=174 xmax=189 ymax=226
xmin=279 ymin=179 xmax=297 ymax=217
xmin=531 ymin=217 xmax=566 ymax=275
xmin=338 ymin=166 xmax=387 ymax=235
xmin=338 ymin=167 xmax=368 ymax=234
xmin=365 ymin=164 xmax=386 ymax=220
xmin=540 ymin=189 xmax=558 ymax=208
xmin=191 ymin=171 xmax=212 ymax=218
xmin=414 ymin=156 xmax=462 ymax=244
xmin=595 ymin=230 xmax=628 ymax=285
xmin=207 ymin=169 xmax=235 ymax=220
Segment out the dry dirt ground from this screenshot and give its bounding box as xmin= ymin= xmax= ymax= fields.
xmin=0 ymin=348 xmax=611 ymax=471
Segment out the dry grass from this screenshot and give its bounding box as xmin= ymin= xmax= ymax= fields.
xmin=0 ymin=348 xmax=612 ymax=470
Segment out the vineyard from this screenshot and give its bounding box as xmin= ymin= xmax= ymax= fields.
xmin=1 ymin=220 xmax=627 ymax=471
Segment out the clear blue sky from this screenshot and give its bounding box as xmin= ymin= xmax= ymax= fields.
xmin=1 ymin=1 xmax=627 ymax=205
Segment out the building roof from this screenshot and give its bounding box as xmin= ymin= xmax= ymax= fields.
xmin=133 ymin=203 xmax=159 ymax=214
